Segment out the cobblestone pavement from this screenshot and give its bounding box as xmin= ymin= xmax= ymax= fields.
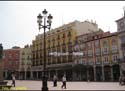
xmin=6 ymin=80 xmax=125 ymax=90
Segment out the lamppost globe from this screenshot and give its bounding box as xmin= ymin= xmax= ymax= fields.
xmin=37 ymin=9 xmax=53 ymax=91
xmin=42 ymin=9 xmax=48 ymax=15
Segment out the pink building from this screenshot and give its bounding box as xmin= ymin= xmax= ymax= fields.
xmin=3 ymin=46 xmax=20 ymax=79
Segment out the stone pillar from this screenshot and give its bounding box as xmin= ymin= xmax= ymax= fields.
xmin=36 ymin=71 xmax=38 ymax=79
xmin=119 ymin=64 xmax=122 ymax=76
xmin=31 ymin=71 xmax=33 ymax=79
xmin=25 ymin=71 xmax=27 ymax=80
xmin=93 ymin=65 xmax=96 ymax=81
xmin=72 ymin=71 xmax=76 ymax=80
xmin=48 ymin=71 xmax=50 ymax=80
xmin=110 ymin=66 xmax=113 ymax=81
xmin=102 ymin=65 xmax=105 ymax=81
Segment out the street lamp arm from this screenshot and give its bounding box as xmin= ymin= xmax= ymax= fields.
xmin=46 ymin=25 xmax=51 ymax=30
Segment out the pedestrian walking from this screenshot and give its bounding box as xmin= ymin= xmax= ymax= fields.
xmin=53 ymin=75 xmax=57 ymax=87
xmin=61 ymin=75 xmax=67 ymax=89
xmin=11 ymin=74 xmax=16 ymax=87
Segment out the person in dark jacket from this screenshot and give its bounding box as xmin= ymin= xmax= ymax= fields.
xmin=11 ymin=74 xmax=16 ymax=87
xmin=53 ymin=75 xmax=57 ymax=87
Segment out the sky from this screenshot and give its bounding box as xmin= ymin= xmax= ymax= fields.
xmin=0 ymin=1 xmax=125 ymax=49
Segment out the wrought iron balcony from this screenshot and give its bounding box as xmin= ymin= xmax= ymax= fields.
xmin=103 ymin=51 xmax=109 ymax=55
xmin=111 ymin=49 xmax=118 ymax=53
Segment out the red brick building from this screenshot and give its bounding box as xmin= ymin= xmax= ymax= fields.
xmin=3 ymin=46 xmax=20 ymax=79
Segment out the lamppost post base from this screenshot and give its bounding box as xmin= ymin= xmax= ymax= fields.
xmin=42 ymin=76 xmax=48 ymax=91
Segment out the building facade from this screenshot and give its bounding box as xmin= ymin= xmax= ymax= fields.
xmin=3 ymin=46 xmax=20 ymax=80
xmin=19 ymin=45 xmax=32 ymax=80
xmin=73 ymin=30 xmax=121 ymax=81
xmin=116 ymin=10 xmax=125 ymax=76
xmin=31 ymin=20 xmax=99 ymax=80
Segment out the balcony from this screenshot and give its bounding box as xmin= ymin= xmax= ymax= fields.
xmin=87 ymin=61 xmax=94 ymax=65
xmin=103 ymin=61 xmax=109 ymax=64
xmin=96 ymin=61 xmax=101 ymax=65
xmin=88 ymin=53 xmax=93 ymax=57
xmin=95 ymin=51 xmax=101 ymax=56
xmin=112 ymin=49 xmax=118 ymax=54
xmin=103 ymin=51 xmax=109 ymax=55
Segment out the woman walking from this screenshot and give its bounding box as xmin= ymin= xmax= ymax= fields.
xmin=11 ymin=74 xmax=16 ymax=87
xmin=61 ymin=75 xmax=67 ymax=89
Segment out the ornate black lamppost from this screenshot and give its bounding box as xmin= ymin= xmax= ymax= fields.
xmin=37 ymin=9 xmax=53 ymax=91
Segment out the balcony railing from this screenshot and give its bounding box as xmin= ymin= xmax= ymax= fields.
xmin=112 ymin=49 xmax=118 ymax=53
xmin=103 ymin=51 xmax=109 ymax=55
xmin=95 ymin=52 xmax=101 ymax=56
xmin=88 ymin=53 xmax=93 ymax=57
xmin=96 ymin=61 xmax=101 ymax=65
xmin=103 ymin=61 xmax=109 ymax=64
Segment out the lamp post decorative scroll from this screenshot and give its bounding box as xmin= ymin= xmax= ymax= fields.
xmin=37 ymin=9 xmax=53 ymax=91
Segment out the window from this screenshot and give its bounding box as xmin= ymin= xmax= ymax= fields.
xmin=68 ymin=38 xmax=72 ymax=44
xmin=88 ymin=43 xmax=91 ymax=48
xmin=27 ymin=61 xmax=31 ymax=65
xmin=103 ymin=41 xmax=107 ymax=46
xmin=27 ymin=56 xmax=30 ymax=60
xmin=88 ymin=50 xmax=93 ymax=56
xmin=15 ymin=61 xmax=18 ymax=65
xmin=96 ymin=57 xmax=101 ymax=64
xmin=80 ymin=59 xmax=83 ymax=64
xmin=113 ymin=55 xmax=118 ymax=62
xmin=112 ymin=39 xmax=116 ymax=45
xmin=104 ymin=57 xmax=108 ymax=63
xmin=103 ymin=47 xmax=108 ymax=54
xmin=112 ymin=46 xmax=118 ymax=53
xmin=57 ymin=35 xmax=60 ymax=39
xmin=21 ymin=61 xmax=25 ymax=65
xmin=9 ymin=54 xmax=12 ymax=58
xmin=96 ymin=48 xmax=100 ymax=54
xmin=62 ymin=33 xmax=65 ymax=38
xmin=95 ymin=40 xmax=99 ymax=47
xmin=88 ymin=59 xmax=93 ymax=65
xmin=22 ymin=52 xmax=25 ymax=55
xmin=16 ymin=53 xmax=18 ymax=59
xmin=83 ymin=51 xmax=86 ymax=56
xmin=68 ymin=31 xmax=71 ymax=36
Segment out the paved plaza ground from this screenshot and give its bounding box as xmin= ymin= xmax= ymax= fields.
xmin=5 ymin=80 xmax=125 ymax=90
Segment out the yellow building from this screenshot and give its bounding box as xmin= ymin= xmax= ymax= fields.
xmin=100 ymin=32 xmax=120 ymax=81
xmin=19 ymin=45 xmax=32 ymax=80
xmin=31 ymin=20 xmax=100 ymax=80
